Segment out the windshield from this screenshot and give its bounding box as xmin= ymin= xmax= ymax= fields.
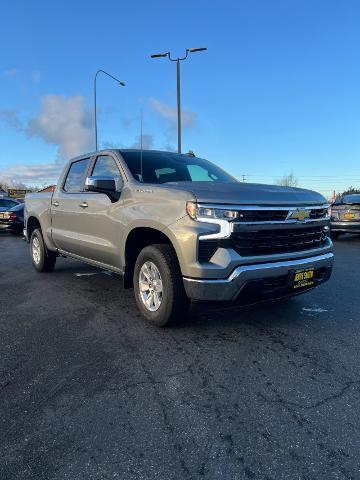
xmin=119 ymin=151 xmax=235 ymax=184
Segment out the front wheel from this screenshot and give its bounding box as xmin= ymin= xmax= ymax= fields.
xmin=30 ymin=228 xmax=57 ymax=272
xmin=133 ymin=244 xmax=189 ymax=327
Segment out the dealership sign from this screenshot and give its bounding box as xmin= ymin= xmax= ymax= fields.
xmin=7 ymin=189 xmax=32 ymax=198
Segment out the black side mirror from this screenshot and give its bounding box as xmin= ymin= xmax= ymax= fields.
xmin=85 ymin=176 xmax=119 ymax=201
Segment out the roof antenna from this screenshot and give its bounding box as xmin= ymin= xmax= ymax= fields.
xmin=140 ymin=109 xmax=143 ymax=183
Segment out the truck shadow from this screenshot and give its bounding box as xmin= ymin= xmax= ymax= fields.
xmin=181 ymin=297 xmax=306 ymax=330
xmin=48 ymin=257 xmax=331 ymax=332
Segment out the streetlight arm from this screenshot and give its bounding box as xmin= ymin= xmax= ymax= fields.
xmin=150 ymin=52 xmax=169 ymax=58
xmin=168 ymin=51 xmax=188 ymax=62
xmin=188 ymin=47 xmax=207 ymax=53
xmin=95 ymin=69 xmax=125 ymax=86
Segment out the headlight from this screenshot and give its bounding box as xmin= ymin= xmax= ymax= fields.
xmin=186 ymin=202 xmax=238 ymax=221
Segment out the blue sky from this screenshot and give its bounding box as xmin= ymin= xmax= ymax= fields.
xmin=1 ymin=0 xmax=360 ymax=197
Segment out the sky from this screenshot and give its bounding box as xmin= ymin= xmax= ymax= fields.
xmin=1 ymin=0 xmax=360 ymax=198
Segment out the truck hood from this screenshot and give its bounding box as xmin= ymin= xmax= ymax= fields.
xmin=165 ymin=181 xmax=326 ymax=206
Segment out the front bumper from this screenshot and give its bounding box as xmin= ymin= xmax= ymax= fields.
xmin=331 ymin=221 xmax=360 ymax=234
xmin=183 ymin=252 xmax=334 ymax=301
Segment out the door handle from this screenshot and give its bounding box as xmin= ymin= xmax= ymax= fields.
xmin=53 ymin=201 xmax=59 ymax=207
xmin=79 ymin=202 xmax=88 ymax=208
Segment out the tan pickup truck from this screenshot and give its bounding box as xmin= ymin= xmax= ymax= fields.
xmin=25 ymin=149 xmax=334 ymax=326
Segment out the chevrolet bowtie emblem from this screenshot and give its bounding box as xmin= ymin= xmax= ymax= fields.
xmin=287 ymin=209 xmax=310 ymax=222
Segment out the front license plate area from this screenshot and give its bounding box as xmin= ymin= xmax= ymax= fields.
xmin=344 ymin=212 xmax=356 ymax=220
xmin=292 ymin=268 xmax=315 ymax=289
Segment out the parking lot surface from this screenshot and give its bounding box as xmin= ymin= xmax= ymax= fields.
xmin=0 ymin=234 xmax=359 ymax=480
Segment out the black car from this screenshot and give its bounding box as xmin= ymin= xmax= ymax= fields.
xmin=330 ymin=194 xmax=360 ymax=239
xmin=0 ymin=202 xmax=24 ymax=234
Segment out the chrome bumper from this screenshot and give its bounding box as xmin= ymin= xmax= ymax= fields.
xmin=183 ymin=252 xmax=334 ymax=301
xmin=331 ymin=221 xmax=360 ymax=232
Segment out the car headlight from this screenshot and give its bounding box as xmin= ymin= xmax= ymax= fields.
xmin=186 ymin=202 xmax=235 ymax=240
xmin=186 ymin=202 xmax=238 ymax=221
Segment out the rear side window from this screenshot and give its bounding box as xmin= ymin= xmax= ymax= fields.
xmin=343 ymin=194 xmax=360 ymax=204
xmin=63 ymin=158 xmax=89 ymax=192
xmin=91 ymin=155 xmax=123 ymax=191
xmin=0 ymin=199 xmax=18 ymax=208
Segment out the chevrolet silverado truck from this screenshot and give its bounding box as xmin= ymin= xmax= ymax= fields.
xmin=25 ymin=149 xmax=334 ymax=326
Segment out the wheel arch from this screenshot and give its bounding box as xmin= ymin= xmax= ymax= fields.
xmin=27 ymin=216 xmax=41 ymax=239
xmin=123 ymin=226 xmax=180 ymax=288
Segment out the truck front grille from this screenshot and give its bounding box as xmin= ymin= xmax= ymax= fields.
xmin=238 ymin=210 xmax=288 ymax=222
xmin=198 ymin=226 xmax=328 ymax=262
xmin=236 ymin=207 xmax=328 ymax=223
xmin=229 ymin=226 xmax=327 ymax=256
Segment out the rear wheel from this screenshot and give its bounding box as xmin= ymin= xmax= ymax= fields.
xmin=331 ymin=231 xmax=341 ymax=240
xmin=133 ymin=244 xmax=189 ymax=327
xmin=30 ymin=228 xmax=57 ymax=272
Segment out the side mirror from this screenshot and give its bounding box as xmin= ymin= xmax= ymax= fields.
xmin=85 ymin=176 xmax=116 ymax=193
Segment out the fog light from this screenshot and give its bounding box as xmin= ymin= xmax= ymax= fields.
xmin=223 ymin=210 xmax=238 ymax=219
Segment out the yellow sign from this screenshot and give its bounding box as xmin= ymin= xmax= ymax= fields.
xmin=293 ymin=268 xmax=315 ymax=289
xmin=7 ymin=189 xmax=31 ymax=198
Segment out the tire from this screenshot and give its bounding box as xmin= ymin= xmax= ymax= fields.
xmin=331 ymin=231 xmax=341 ymax=240
xmin=30 ymin=228 xmax=57 ymax=272
xmin=133 ymin=244 xmax=189 ymax=327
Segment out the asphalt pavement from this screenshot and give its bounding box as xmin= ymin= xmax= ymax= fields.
xmin=0 ymin=233 xmax=359 ymax=480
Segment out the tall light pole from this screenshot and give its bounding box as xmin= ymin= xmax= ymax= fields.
xmin=94 ymin=69 xmax=125 ymax=151
xmin=150 ymin=48 xmax=207 ymax=154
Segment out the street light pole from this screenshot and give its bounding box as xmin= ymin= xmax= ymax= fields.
xmin=94 ymin=69 xmax=125 ymax=151
xmin=150 ymin=48 xmax=207 ymax=154
xmin=176 ymin=59 xmax=181 ymax=154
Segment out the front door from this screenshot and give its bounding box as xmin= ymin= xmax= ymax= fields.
xmin=51 ymin=154 xmax=125 ymax=270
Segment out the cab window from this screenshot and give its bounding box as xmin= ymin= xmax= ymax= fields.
xmin=91 ymin=155 xmax=123 ymax=191
xmin=63 ymin=158 xmax=89 ymax=192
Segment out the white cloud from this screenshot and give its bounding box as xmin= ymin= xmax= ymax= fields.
xmin=131 ymin=133 xmax=154 ymax=149
xmin=101 ymin=140 xmax=121 ymax=149
xmin=0 ymin=94 xmax=95 ymax=186
xmin=0 ymin=162 xmax=63 ymax=187
xmin=149 ymin=98 xmax=197 ymax=129
xmin=27 ymin=94 xmax=94 ymax=159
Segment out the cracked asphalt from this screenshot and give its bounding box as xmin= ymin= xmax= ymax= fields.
xmin=0 ymin=234 xmax=360 ymax=480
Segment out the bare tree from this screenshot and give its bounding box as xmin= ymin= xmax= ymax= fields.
xmin=276 ymin=172 xmax=299 ymax=188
